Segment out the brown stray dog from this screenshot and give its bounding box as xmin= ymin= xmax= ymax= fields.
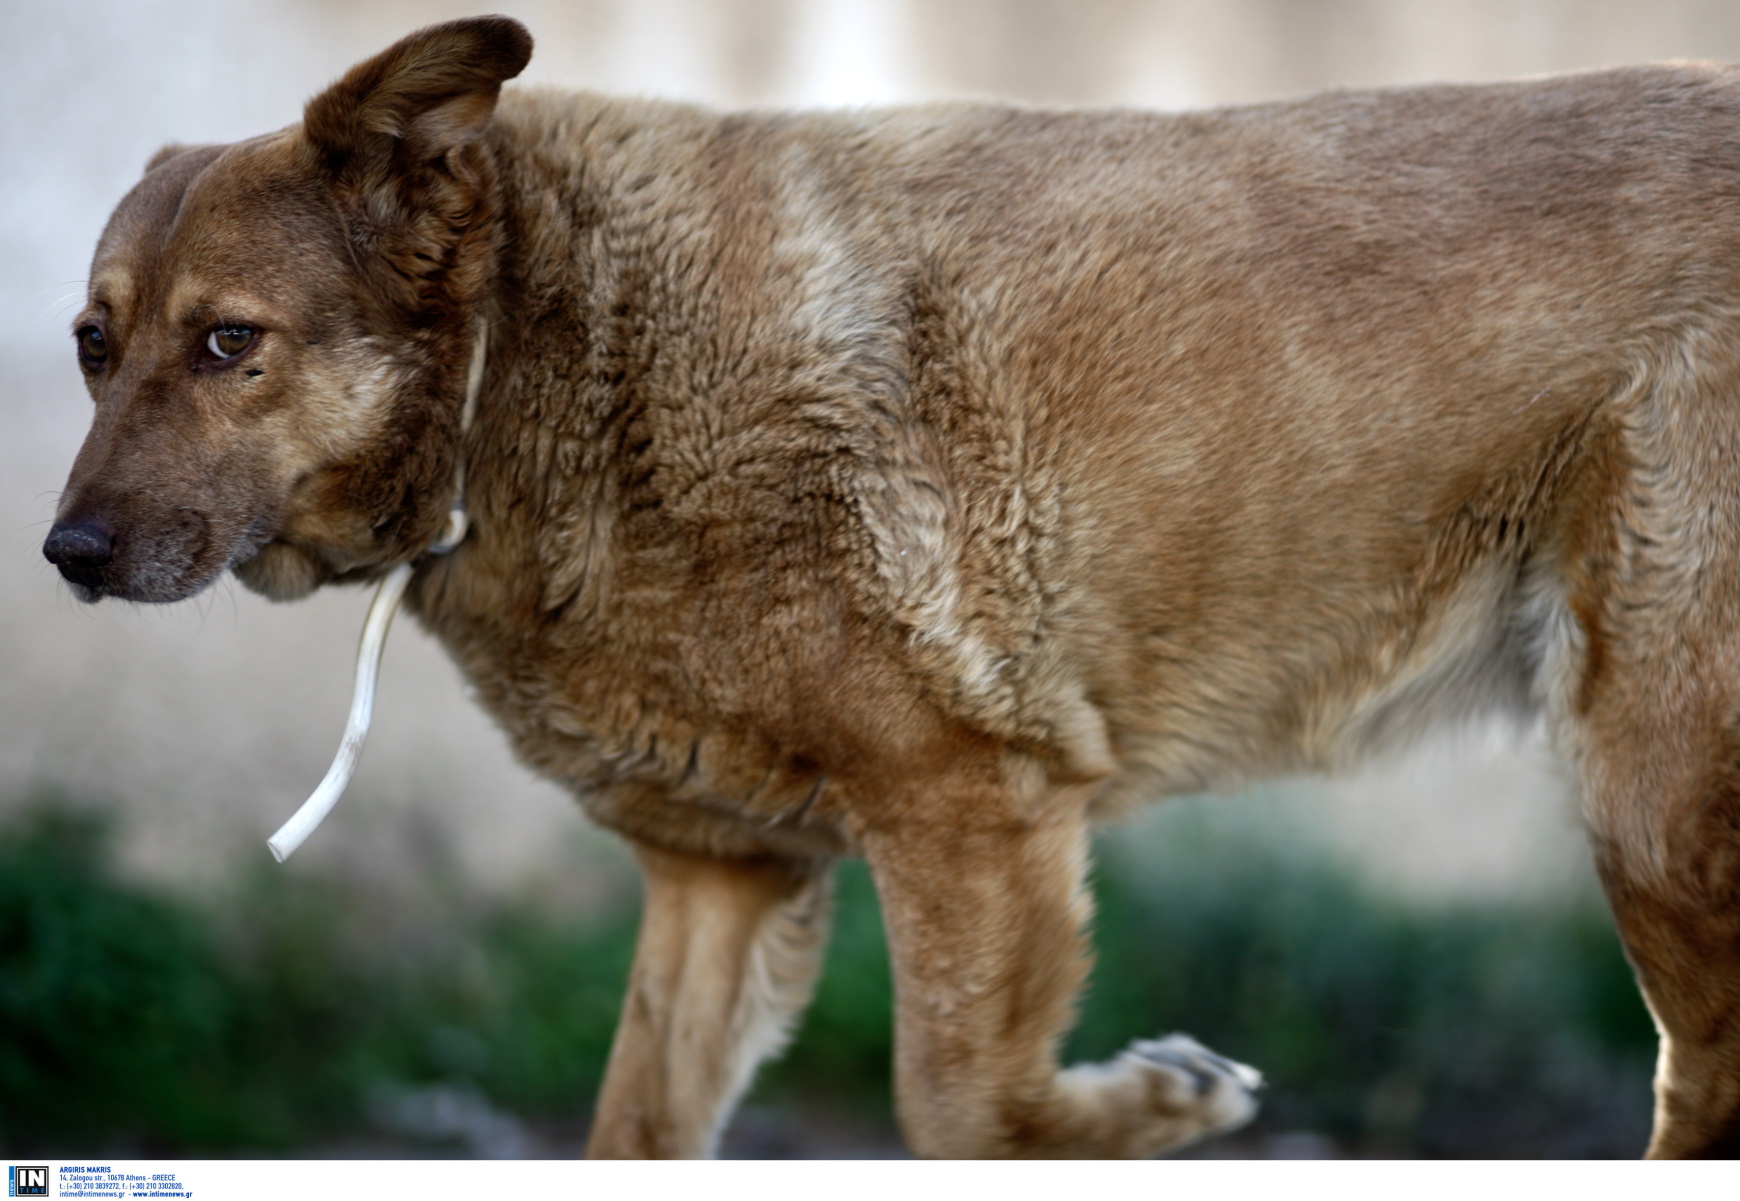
xmin=45 ymin=15 xmax=1740 ymax=1158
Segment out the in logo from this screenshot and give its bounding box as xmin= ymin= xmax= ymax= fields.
xmin=9 ymin=1166 xmax=48 ymax=1197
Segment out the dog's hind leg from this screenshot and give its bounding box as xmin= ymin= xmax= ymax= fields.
xmin=1561 ymin=378 xmax=1740 ymax=1157
xmin=861 ymin=764 xmax=1259 ymax=1158
xmin=585 ymin=843 xmax=832 ymax=1158
xmin=1570 ymin=612 xmax=1740 ymax=1156
xmin=1577 ymin=682 xmax=1740 ymax=1158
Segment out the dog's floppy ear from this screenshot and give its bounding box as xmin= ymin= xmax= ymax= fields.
xmin=303 ymin=15 xmax=532 ymax=178
xmin=302 ymin=17 xmax=531 ymax=323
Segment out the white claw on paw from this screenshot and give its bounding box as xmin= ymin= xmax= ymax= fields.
xmin=1125 ymin=1032 xmax=1263 ymax=1133
xmin=1053 ymin=1031 xmax=1263 ymax=1155
xmin=1131 ymin=1033 xmax=1264 ymax=1092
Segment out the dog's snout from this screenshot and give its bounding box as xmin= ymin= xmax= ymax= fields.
xmin=43 ymin=519 xmax=115 ymax=586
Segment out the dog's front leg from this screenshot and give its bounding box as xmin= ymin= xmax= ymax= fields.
xmin=585 ymin=843 xmax=832 ymax=1158
xmin=862 ymin=780 xmax=1259 ymax=1158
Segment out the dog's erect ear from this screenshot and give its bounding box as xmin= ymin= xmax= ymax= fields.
xmin=303 ymin=15 xmax=532 ymax=176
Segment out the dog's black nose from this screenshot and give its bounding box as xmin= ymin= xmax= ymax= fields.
xmin=44 ymin=519 xmax=115 ymax=586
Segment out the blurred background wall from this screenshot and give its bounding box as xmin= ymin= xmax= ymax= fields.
xmin=11 ymin=0 xmax=1736 ymax=1159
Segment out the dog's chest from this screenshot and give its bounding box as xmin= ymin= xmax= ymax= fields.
xmin=410 ymin=553 xmax=861 ymax=860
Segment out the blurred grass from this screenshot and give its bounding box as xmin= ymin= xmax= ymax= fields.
xmin=0 ymin=791 xmax=1655 ymax=1156
xmin=1072 ymin=797 xmax=1655 ymax=1156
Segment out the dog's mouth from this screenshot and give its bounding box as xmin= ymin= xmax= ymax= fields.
xmin=63 ymin=578 xmax=104 ymax=605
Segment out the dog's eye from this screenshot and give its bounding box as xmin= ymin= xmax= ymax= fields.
xmin=76 ymin=325 xmax=107 ymax=368
xmin=206 ymin=325 xmax=255 ymax=359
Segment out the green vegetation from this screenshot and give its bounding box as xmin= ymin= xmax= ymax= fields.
xmin=1072 ymin=801 xmax=1655 ymax=1156
xmin=0 ymin=794 xmax=1654 ymax=1156
xmin=0 ymin=802 xmax=636 ymax=1153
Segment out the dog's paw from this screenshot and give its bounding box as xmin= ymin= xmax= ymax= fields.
xmin=1051 ymin=1031 xmax=1262 ymax=1157
xmin=1087 ymin=1032 xmax=1260 ymax=1155
xmin=1125 ymin=1033 xmax=1263 ymax=1136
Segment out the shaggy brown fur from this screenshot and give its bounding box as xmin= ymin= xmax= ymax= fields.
xmin=46 ymin=16 xmax=1740 ymax=1157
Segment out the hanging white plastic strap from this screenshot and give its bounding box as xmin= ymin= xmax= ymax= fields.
xmin=267 ymin=324 xmax=486 ymax=862
xmin=267 ymin=561 xmax=413 ymax=862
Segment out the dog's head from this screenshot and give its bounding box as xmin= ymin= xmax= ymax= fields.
xmin=44 ymin=16 xmax=531 ymax=603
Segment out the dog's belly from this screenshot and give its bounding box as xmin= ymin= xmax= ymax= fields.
xmin=1083 ymin=552 xmax=1568 ymax=814
xmin=1052 ymin=382 xmax=1594 ymax=800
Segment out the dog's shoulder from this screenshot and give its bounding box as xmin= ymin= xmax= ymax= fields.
xmin=445 ymin=91 xmax=1121 ymax=786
